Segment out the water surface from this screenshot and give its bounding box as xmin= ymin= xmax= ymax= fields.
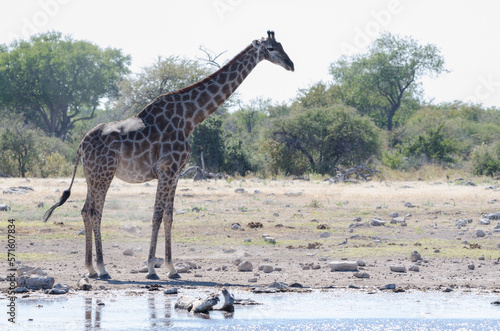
xmin=4 ymin=289 xmax=500 ymax=330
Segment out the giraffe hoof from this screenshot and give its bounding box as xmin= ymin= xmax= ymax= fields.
xmin=99 ymin=273 xmax=111 ymax=280
xmin=87 ymin=272 xmax=98 ymax=279
xmin=146 ymin=273 xmax=160 ymax=280
xmin=167 ymin=272 xmax=181 ymax=279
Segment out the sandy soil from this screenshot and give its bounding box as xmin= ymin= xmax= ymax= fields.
xmin=1 ymin=176 xmax=500 ymax=294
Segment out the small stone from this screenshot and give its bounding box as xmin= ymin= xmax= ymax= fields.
xmin=164 ymin=287 xmax=178 ymax=294
xmin=77 ymin=276 xmax=92 ymax=290
xmin=478 ymin=219 xmax=491 ymax=225
xmin=353 ymin=272 xmax=370 ymax=278
xmin=12 ymin=287 xmax=29 ymax=293
xmin=237 ymin=261 xmax=253 ymax=272
xmin=0 ymin=204 xmax=10 ymax=211
xmin=123 ymin=224 xmax=142 ymax=233
xmin=268 ymin=281 xmax=289 ymax=289
xmin=370 ymin=218 xmax=385 ymax=226
xmin=380 ymin=283 xmax=396 ymax=290
xmin=248 ymin=278 xmax=258 ymax=283
xmin=434 ymin=249 xmax=441 ymax=253
xmin=264 ymin=237 xmax=276 ymax=244
xmin=123 ymin=249 xmax=134 ymax=256
xmin=408 ymin=265 xmax=420 ymax=272
xmin=284 ymin=191 xmax=302 ymax=197
xmin=175 ymin=263 xmax=191 ymax=273
xmin=231 ymin=223 xmax=241 ymax=230
xmin=46 ymin=283 xmax=70 ymax=295
xmin=468 ymin=263 xmax=475 ymax=270
xmin=18 ymin=275 xmax=55 ymax=290
xmin=410 ymin=251 xmax=422 ymax=262
xmin=261 ymin=265 xmax=273 ymax=273
xmin=329 ymin=261 xmax=358 ymax=271
xmin=390 ymin=265 xmax=407 ymax=273
xmin=476 ymin=229 xmax=486 ymax=237
xmin=319 ymin=232 xmax=331 ymax=238
xmin=234 ymin=188 xmax=246 ymax=193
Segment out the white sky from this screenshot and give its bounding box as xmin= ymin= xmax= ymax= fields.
xmin=1 ymin=0 xmax=500 ymax=108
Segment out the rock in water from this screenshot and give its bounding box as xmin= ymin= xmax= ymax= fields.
xmin=219 ymin=288 xmax=235 ymax=313
xmin=175 ymin=293 xmax=220 ymax=314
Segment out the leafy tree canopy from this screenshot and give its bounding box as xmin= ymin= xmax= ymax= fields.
xmin=0 ymin=31 xmax=130 ymax=140
xmin=330 ymin=32 xmax=447 ymax=131
xmin=267 ymin=105 xmax=381 ymax=176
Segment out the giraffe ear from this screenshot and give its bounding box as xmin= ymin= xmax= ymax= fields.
xmin=252 ymin=40 xmax=261 ymax=48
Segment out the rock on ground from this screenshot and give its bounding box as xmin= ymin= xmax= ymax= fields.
xmin=330 ymin=261 xmax=358 ymax=271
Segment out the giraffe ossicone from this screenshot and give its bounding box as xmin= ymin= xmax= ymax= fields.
xmin=43 ymin=31 xmax=294 ymax=280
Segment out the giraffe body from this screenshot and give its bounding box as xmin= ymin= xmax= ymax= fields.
xmin=43 ymin=31 xmax=294 ymax=279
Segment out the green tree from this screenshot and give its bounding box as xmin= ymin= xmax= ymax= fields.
xmin=404 ymin=124 xmax=458 ymax=164
xmin=190 ymin=115 xmax=226 ymax=172
xmin=0 ymin=31 xmax=130 ymax=140
xmin=267 ymin=105 xmax=380 ymax=175
xmin=330 ymin=32 xmax=447 ymax=131
xmin=113 ymin=56 xmax=212 ymax=119
xmin=0 ymin=117 xmax=39 ymax=177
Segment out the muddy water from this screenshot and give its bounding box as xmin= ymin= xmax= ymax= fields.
xmin=3 ymin=289 xmax=500 ymax=330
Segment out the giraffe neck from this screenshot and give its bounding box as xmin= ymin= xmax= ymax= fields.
xmin=185 ymin=44 xmax=261 ymax=131
xmin=139 ymin=44 xmax=262 ymax=137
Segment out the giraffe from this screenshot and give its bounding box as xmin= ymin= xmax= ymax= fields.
xmin=43 ymin=30 xmax=294 ymax=280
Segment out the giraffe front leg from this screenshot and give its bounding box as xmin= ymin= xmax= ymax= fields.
xmin=146 ymin=216 xmax=162 ymax=280
xmin=164 ymin=217 xmax=180 ymax=279
xmin=82 ymin=206 xmax=97 ymax=278
xmin=93 ymin=222 xmax=110 ymax=279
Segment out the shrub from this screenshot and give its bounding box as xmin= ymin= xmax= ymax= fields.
xmin=471 ymin=143 xmax=500 ymax=177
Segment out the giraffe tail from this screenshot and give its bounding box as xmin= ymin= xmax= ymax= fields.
xmin=43 ymin=151 xmax=81 ymax=223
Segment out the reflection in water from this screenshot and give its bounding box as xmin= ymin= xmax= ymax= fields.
xmin=147 ymin=292 xmax=172 ymax=329
xmin=83 ymin=293 xmax=173 ymax=329
xmin=84 ymin=297 xmax=102 ymax=330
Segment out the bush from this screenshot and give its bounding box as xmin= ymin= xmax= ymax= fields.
xmin=471 ymin=143 xmax=500 ymax=177
xmin=265 ymin=105 xmax=381 ymax=176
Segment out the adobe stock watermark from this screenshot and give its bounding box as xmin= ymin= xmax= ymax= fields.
xmin=466 ymin=74 xmax=500 ymax=104
xmin=340 ymin=0 xmax=404 ymax=55
xmin=8 ymin=0 xmax=72 ymax=41
xmin=213 ymin=0 xmax=243 ymax=20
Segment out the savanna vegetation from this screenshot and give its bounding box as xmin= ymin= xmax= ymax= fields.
xmin=1 ymin=31 xmax=499 ymax=180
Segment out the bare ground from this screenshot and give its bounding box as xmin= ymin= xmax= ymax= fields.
xmin=1 ymin=176 xmax=500 ymax=293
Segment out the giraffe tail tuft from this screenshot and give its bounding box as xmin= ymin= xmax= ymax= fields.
xmin=43 ymin=189 xmax=71 ymax=222
xmin=42 ymin=149 xmax=81 ymax=223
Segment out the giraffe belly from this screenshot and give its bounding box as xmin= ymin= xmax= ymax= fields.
xmin=114 ymin=159 xmax=156 ymax=183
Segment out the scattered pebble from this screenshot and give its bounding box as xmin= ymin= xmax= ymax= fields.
xmin=237 ymin=261 xmax=253 ymax=272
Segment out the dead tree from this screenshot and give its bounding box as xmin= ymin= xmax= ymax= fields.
xmin=180 ymin=151 xmax=226 ymax=181
xmin=327 ymin=155 xmax=380 ymax=183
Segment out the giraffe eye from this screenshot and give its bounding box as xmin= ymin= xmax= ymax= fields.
xmin=267 ymin=46 xmax=275 ymax=51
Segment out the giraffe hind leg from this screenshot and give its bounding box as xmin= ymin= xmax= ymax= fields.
xmin=81 ymin=180 xmax=112 ymax=279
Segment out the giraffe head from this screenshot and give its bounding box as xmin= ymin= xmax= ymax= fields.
xmin=252 ymin=31 xmax=294 ymax=72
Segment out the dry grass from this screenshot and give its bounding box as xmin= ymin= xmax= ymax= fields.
xmin=1 ymin=176 xmax=499 ymax=262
